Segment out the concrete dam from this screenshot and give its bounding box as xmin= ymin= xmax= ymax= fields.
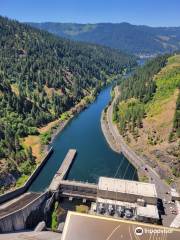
xmin=0 ymin=149 xmax=98 ymax=233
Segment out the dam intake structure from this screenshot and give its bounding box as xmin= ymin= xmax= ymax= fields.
xmin=0 ymin=149 xmax=78 ymax=233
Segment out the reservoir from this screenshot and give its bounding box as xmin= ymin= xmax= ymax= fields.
xmin=29 ymin=85 xmax=138 ymax=192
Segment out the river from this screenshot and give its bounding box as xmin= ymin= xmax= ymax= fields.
xmin=29 ymin=85 xmax=138 ymax=192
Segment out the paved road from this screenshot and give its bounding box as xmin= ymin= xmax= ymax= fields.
xmin=0 ymin=192 xmax=40 ymax=218
xmin=105 ymin=86 xmax=176 ymax=226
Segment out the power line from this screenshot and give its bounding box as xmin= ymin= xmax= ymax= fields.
xmin=114 ymin=155 xmax=125 ymax=178
xmin=122 ymin=161 xmax=130 ymax=179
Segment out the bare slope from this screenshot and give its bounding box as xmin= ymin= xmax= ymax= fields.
xmin=115 ymin=54 xmax=180 ymax=189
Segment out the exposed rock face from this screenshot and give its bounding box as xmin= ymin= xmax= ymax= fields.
xmin=151 ymin=149 xmax=173 ymax=164
xmin=0 ymin=172 xmax=17 ymax=188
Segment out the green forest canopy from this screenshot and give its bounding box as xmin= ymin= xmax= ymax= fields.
xmin=113 ymin=55 xmax=169 ymax=135
xmin=0 ymin=16 xmax=136 ymax=189
xmin=28 ymin=22 xmax=180 ymax=55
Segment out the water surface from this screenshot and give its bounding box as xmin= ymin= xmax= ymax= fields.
xmin=29 ymin=85 xmax=137 ymax=192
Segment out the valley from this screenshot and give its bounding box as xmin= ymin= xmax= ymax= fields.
xmin=28 ymin=22 xmax=180 ymax=56
xmin=0 ymin=16 xmax=136 ymax=193
xmin=0 ymin=3 xmax=180 ymax=236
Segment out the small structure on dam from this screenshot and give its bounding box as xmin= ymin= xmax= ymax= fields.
xmin=49 ymin=149 xmax=77 ymax=192
xmin=58 ymin=176 xmax=159 ymax=224
xmin=0 ymin=149 xmax=76 ymax=233
xmin=97 ymin=177 xmax=157 ymax=204
xmin=0 ymin=148 xmax=160 ymax=233
xmin=92 ymin=177 xmax=159 ymax=224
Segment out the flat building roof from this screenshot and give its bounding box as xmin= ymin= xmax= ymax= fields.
xmin=98 ymin=177 xmax=157 ymax=198
xmin=61 ymin=211 xmax=180 ymax=240
xmin=96 ymin=197 xmax=159 ymax=219
xmin=136 ymin=204 xmax=159 ymax=219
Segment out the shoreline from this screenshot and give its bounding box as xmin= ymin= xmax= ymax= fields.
xmin=45 ymin=94 xmax=96 ymax=150
xmin=0 ymin=89 xmax=94 ymax=195
xmin=0 ymin=75 xmax=130 ymax=195
xmin=100 ymin=110 xmax=120 ymax=153
xmin=101 ymin=86 xmax=174 ymax=205
xmin=100 ymin=86 xmax=149 ymax=180
xmin=45 ymin=81 xmax=117 ymax=151
xmin=30 ymin=91 xmax=96 ymax=157
xmin=46 ymin=117 xmax=72 ymax=150
xmin=0 ymin=81 xmax=111 ymax=194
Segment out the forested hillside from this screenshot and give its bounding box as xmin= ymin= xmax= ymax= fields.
xmin=28 ymin=22 xmax=180 ymax=55
xmin=0 ymin=16 xmax=135 ymax=191
xmin=113 ymin=54 xmax=180 ymax=188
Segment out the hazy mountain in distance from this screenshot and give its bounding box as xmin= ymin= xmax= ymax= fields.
xmin=27 ymin=22 xmax=180 ymax=56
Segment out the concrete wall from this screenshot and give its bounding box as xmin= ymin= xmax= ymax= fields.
xmin=60 ymin=180 xmax=97 ymax=198
xmin=0 ymin=192 xmax=48 ymax=233
xmin=136 ymin=215 xmax=159 ymax=224
xmin=0 ymin=148 xmax=53 ymax=204
xmin=98 ymin=190 xmax=157 ymax=205
xmin=49 ymin=149 xmax=77 ymax=191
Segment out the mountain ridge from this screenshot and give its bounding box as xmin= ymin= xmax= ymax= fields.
xmin=27 ymin=22 xmax=180 ymax=55
xmin=113 ymin=54 xmax=180 ymax=189
xmin=0 ymin=16 xmax=135 ymax=191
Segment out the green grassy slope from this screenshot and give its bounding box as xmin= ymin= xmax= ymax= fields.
xmin=114 ymin=54 xmax=180 ymax=185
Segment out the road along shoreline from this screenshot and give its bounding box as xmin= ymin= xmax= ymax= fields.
xmin=101 ymin=87 xmax=146 ymax=178
xmin=101 ymin=86 xmax=172 ymax=195
xmin=101 ymin=86 xmax=179 ymax=226
xmin=101 ymin=110 xmax=120 ymax=154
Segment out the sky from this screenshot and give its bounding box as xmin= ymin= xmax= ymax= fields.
xmin=0 ymin=0 xmax=180 ymax=27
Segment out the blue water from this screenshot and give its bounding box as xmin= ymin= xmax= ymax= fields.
xmin=29 ymin=85 xmax=137 ymax=192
